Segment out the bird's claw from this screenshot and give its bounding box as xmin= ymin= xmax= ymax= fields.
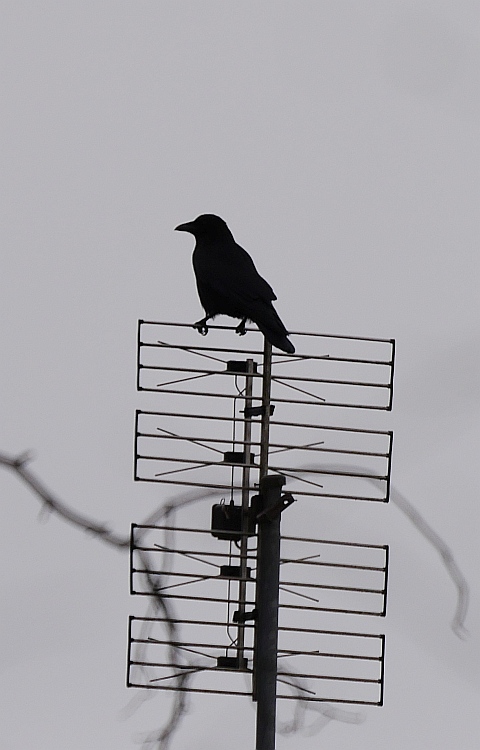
xmin=193 ymin=319 xmax=209 ymax=336
xmin=235 ymin=319 xmax=247 ymax=336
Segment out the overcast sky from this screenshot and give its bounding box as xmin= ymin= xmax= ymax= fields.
xmin=1 ymin=2 xmax=479 ymax=749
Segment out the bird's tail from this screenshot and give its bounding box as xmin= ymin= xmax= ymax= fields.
xmin=254 ymin=306 xmax=295 ymax=354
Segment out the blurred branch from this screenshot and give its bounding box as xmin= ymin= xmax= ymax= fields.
xmin=391 ymin=487 xmax=469 ymax=639
xmin=0 ymin=450 xmax=129 ymax=548
xmin=1 ymin=451 xmax=469 ymax=749
xmin=0 ymin=450 xmax=189 ymax=750
xmin=296 ymin=463 xmax=470 ymax=639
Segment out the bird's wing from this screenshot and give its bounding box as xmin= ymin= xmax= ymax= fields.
xmin=222 ymin=243 xmax=277 ymax=302
xmin=193 ymin=240 xmax=278 ymax=320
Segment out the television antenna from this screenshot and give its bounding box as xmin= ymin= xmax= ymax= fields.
xmin=127 ymin=320 xmax=394 ymax=749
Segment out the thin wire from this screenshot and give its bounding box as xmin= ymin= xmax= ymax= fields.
xmin=153 ymin=544 xmax=220 ymax=569
xmin=273 ymin=378 xmax=326 ymax=402
xmin=269 ymin=440 xmax=325 ymax=456
xmin=154 ymin=462 xmax=212 ymax=479
xmin=155 ymin=426 xmax=225 ymax=456
xmin=154 ymin=372 xmax=214 ymax=389
xmin=155 ymin=338 xmax=227 ymax=365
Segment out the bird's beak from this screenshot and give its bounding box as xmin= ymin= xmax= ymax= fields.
xmin=175 ymin=221 xmax=195 ymax=233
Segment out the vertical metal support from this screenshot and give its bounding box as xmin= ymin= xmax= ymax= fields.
xmin=254 ymin=474 xmax=285 ymax=750
xmin=385 ymin=431 xmax=394 ymax=503
xmin=382 ymin=545 xmax=390 ymax=617
xmin=388 ymin=338 xmax=395 ymax=411
xmin=136 ymin=320 xmax=142 ymax=392
xmin=259 ymin=340 xmax=272 ymax=480
xmin=254 ymin=339 xmax=281 ymax=750
xmin=379 ymin=634 xmax=386 ymax=705
xmin=236 ymin=358 xmax=255 ymax=663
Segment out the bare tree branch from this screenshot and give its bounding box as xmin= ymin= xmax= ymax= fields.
xmin=1 ymin=451 xmax=469 ymax=749
xmin=0 ymin=450 xmax=129 ymax=548
xmin=0 ymin=450 xmax=189 ymax=750
xmin=294 ymin=463 xmax=469 ymax=639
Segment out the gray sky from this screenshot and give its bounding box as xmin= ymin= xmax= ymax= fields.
xmin=1 ymin=2 xmax=479 ymax=748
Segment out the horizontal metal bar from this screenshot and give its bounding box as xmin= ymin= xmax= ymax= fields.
xmin=280 ymin=558 xmax=385 ymax=571
xmin=133 ymin=545 xmax=255 ymax=560
xmin=131 ymin=638 xmax=254 ymax=652
xmin=134 ymin=475 xmax=387 ymax=500
xmin=132 ymin=525 xmax=385 ymax=549
xmin=279 ymin=603 xmax=384 ymax=616
xmin=277 ymin=648 xmax=381 ymax=660
xmin=140 ymin=363 xmax=391 ymax=388
xmin=140 ymin=371 xmax=390 ymax=389
xmin=128 ymin=680 xmax=252 ymax=696
xmin=132 ymin=523 xmax=256 ymax=536
xmin=276 ymin=695 xmax=382 ymax=705
xmin=269 ymin=465 xmax=387 ymax=480
xmin=137 ymin=454 xmax=257 ymax=471
xmin=276 ymin=671 xmax=380 ymax=684
xmin=139 ymin=320 xmax=394 ymax=344
xmin=126 ymin=679 xmax=383 ymax=706
xmin=132 ymin=568 xmax=255 ymax=584
xmin=139 ymin=475 xmax=386 ymax=501
xmin=131 ymin=590 xmax=255 ymax=605
xmin=135 ymin=545 xmax=384 ymax=571
xmin=279 ymin=580 xmax=383 ymax=595
xmin=130 ymin=660 xmax=379 ymax=686
xmin=130 ymin=615 xmax=255 ymax=629
xmin=138 ymin=386 xmax=390 ymax=409
xmin=275 ymin=375 xmax=389 ymax=389
xmin=281 ymin=535 xmax=387 ymax=550
xmin=130 ymin=591 xmax=384 ymax=615
xmin=133 ymin=568 xmax=380 ymax=594
xmin=141 ymin=353 xmax=393 ymax=367
xmin=136 ymin=409 xmax=393 ymax=436
xmin=130 ymin=616 xmax=383 ymax=641
xmin=130 ymin=664 xmax=252 ymax=682
xmin=137 ymin=432 xmax=389 ymax=459
xmin=136 ymin=452 xmax=387 ymax=481
xmin=277 ymin=624 xmax=383 ymax=639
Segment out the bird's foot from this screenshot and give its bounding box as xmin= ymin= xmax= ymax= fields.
xmin=235 ymin=318 xmax=248 ymax=337
xmin=193 ymin=318 xmax=210 ymax=336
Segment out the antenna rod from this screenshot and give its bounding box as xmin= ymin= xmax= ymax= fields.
xmin=236 ymin=358 xmax=255 ymax=663
xmin=259 ymin=340 xmax=272 ymax=479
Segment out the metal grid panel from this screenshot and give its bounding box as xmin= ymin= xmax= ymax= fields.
xmin=127 ymin=616 xmax=385 ymax=705
xmin=127 ymin=524 xmax=387 ymax=704
xmin=129 ymin=321 xmax=392 ymax=711
xmin=137 ymin=320 xmax=395 ymax=411
xmin=134 ymin=321 xmax=394 ymax=502
xmin=134 ymin=409 xmax=393 ymax=502
xmin=130 ymin=525 xmax=388 ymax=618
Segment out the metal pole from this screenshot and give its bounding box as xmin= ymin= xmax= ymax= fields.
xmin=259 ymin=340 xmax=272 ymax=480
xmin=254 ymin=473 xmax=285 ymax=750
xmin=254 ymin=338 xmax=282 ymax=750
xmin=253 ymin=338 xmax=273 ymax=697
xmin=236 ymin=358 xmax=255 ymax=663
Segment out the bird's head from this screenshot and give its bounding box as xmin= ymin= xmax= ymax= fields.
xmin=175 ymin=214 xmax=232 ymax=240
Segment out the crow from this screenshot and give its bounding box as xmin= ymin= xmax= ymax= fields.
xmin=175 ymin=214 xmax=295 ymax=354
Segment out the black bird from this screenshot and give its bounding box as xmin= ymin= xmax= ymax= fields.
xmin=175 ymin=214 xmax=295 ymax=354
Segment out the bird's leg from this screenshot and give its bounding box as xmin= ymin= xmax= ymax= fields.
xmin=235 ymin=317 xmax=248 ymax=336
xmin=193 ymin=316 xmax=210 ymax=336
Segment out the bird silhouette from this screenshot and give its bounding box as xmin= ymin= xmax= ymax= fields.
xmin=175 ymin=214 xmax=295 ymax=354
